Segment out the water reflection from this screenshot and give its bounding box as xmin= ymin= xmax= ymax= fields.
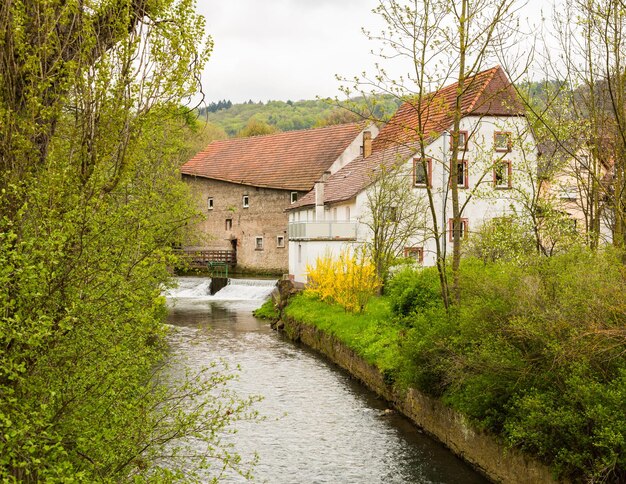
xmin=166 ymin=289 xmax=488 ymax=484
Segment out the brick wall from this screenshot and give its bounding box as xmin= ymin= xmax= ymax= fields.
xmin=184 ymin=175 xmax=306 ymax=273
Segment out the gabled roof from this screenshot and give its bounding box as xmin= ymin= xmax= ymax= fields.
xmin=291 ymin=66 xmax=526 ymax=209
xmin=181 ymin=122 xmax=365 ymax=191
xmin=372 ymin=66 xmax=525 ymax=151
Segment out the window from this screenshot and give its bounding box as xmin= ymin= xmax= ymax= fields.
xmin=448 ymin=218 xmax=469 ymax=242
xmin=225 ymin=218 xmax=232 ymax=231
xmin=450 ymin=131 xmax=469 ymax=151
xmin=560 ymin=186 xmax=578 ymax=202
xmin=494 ymin=131 xmax=512 ymax=152
xmin=298 ymin=243 xmax=302 ymax=263
xmin=276 ymin=236 xmax=285 ymax=248
xmin=207 ymin=197 xmax=214 ymax=210
xmin=413 ymin=158 xmax=432 ymax=187
xmin=242 ymin=195 xmax=249 ymax=208
xmin=290 ymin=192 xmax=298 ymax=204
xmin=333 ymin=207 xmax=338 ymax=220
xmin=384 ymin=206 xmax=399 ymax=222
xmin=346 ymin=206 xmax=351 ymax=220
xmin=255 ymin=236 xmax=264 ymax=250
xmin=494 ymin=160 xmax=512 ymax=188
xmin=450 ymin=160 xmax=469 ymax=188
xmin=403 ymin=247 xmax=424 ymax=263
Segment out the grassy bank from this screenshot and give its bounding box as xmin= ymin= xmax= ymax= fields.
xmin=280 ymin=248 xmax=626 ymax=483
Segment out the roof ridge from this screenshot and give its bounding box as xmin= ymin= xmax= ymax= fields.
xmin=465 ymin=66 xmax=500 ymax=114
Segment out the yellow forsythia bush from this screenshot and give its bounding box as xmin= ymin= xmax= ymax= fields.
xmin=306 ymin=246 xmax=381 ymax=313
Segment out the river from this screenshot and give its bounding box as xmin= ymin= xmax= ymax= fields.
xmin=165 ymin=277 xmax=488 ymax=483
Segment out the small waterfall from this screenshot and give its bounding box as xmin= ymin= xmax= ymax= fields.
xmin=164 ymin=277 xmax=211 ymax=298
xmin=165 ymin=277 xmax=276 ymax=301
xmin=213 ymin=278 xmax=277 ymax=300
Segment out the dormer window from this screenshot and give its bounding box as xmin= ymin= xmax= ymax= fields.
xmin=242 ymin=195 xmax=249 ymax=208
xmin=494 ymin=132 xmax=512 ymax=152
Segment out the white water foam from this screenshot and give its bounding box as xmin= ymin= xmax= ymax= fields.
xmin=213 ymin=278 xmax=277 ymax=301
xmin=165 ymin=277 xmax=276 ymax=301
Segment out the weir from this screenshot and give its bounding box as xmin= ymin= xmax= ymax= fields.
xmin=165 ymin=277 xmax=277 ymax=301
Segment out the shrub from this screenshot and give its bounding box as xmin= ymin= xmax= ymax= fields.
xmin=306 ymin=247 xmax=381 ymax=313
xmin=385 ymin=266 xmax=442 ymax=318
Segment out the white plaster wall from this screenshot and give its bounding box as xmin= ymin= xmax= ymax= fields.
xmin=288 ymin=115 xmax=538 ymax=279
xmin=328 ymin=124 xmax=380 ymax=174
xmin=289 ymin=240 xmax=357 ymax=284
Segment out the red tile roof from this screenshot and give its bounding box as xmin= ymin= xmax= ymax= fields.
xmin=291 ymin=66 xmax=525 ymax=209
xmin=372 ymin=66 xmax=525 ymax=151
xmin=181 ymin=123 xmax=365 ymax=191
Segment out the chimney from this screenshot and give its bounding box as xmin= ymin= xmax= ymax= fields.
xmin=315 ymin=171 xmax=330 ymax=220
xmin=362 ymin=131 xmax=372 ymax=158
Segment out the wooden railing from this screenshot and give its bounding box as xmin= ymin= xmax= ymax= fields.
xmin=175 ymin=249 xmax=237 ymax=269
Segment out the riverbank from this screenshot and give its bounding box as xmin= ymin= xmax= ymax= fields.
xmin=262 ymin=293 xmax=556 ymax=483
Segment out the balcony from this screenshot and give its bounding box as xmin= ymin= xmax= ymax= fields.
xmin=288 ymin=221 xmax=357 ymax=241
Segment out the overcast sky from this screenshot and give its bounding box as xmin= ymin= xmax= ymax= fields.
xmin=194 ymin=0 xmax=550 ymax=105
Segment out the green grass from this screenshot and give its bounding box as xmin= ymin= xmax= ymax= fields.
xmin=253 ymin=299 xmax=279 ymax=320
xmin=283 ymin=293 xmax=404 ymax=377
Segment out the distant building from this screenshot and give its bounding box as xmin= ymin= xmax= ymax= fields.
xmin=181 ymin=122 xmax=378 ymax=273
xmin=287 ymin=66 xmax=538 ymax=283
xmin=539 ymin=140 xmax=614 ymax=246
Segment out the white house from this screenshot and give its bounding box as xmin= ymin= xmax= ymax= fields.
xmin=287 ymin=66 xmax=538 ymax=284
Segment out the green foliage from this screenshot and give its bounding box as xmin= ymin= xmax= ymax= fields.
xmin=0 ymin=1 xmax=255 ymax=481
xmin=236 ymin=118 xmax=279 ymax=138
xmin=253 ymin=299 xmax=279 ymax=320
xmin=465 ymin=216 xmax=537 ymax=263
xmin=199 ymin=97 xmax=399 ymax=136
xmin=287 ymin=247 xmax=626 ymax=481
xmin=400 ymin=249 xmax=626 ymax=481
xmin=284 ymin=293 xmax=402 ymax=376
xmin=385 ymin=266 xmax=442 ymax=318
xmin=306 ymin=247 xmax=381 ymax=313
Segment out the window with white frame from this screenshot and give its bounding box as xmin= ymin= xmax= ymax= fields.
xmin=276 ymin=235 xmax=285 ymax=248
xmin=384 ymin=206 xmax=399 ymax=222
xmin=450 ymin=131 xmax=469 ymax=151
xmin=255 ymin=236 xmax=263 ymax=250
xmin=243 ymin=195 xmax=249 ymax=208
xmin=448 ymin=218 xmax=469 ymax=241
xmin=494 ymin=131 xmax=512 ymax=152
xmin=403 ymin=247 xmax=424 ymax=263
xmin=450 ymin=160 xmax=469 ymax=188
xmin=560 ymin=186 xmax=578 ymax=202
xmin=207 ymin=197 xmax=214 ymax=210
xmin=494 ymin=160 xmax=512 ymax=188
xmin=413 ymin=158 xmax=432 ymax=187
xmin=290 ymin=192 xmax=298 ymax=204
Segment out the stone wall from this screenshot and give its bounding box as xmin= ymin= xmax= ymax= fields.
xmin=184 ymin=175 xmax=307 ymax=273
xmin=280 ymin=317 xmax=560 ymax=484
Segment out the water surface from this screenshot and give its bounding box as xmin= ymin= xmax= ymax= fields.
xmin=166 ymin=277 xmax=488 ymax=483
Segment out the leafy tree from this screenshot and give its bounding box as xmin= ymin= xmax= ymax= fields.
xmin=360 ymin=160 xmax=428 ymax=287
xmin=0 ymin=1 xmax=256 ymax=481
xmin=237 ymin=118 xmax=279 ymax=137
xmin=339 ymin=0 xmax=527 ymax=307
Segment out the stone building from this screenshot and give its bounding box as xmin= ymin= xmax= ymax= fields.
xmin=181 ymin=122 xmax=378 ymax=273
